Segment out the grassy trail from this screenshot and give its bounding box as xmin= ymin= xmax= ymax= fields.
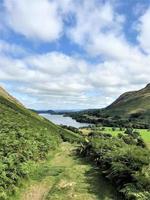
xmin=20 ymin=142 xmax=119 ymax=200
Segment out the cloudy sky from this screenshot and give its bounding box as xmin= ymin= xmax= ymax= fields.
xmin=0 ymin=0 xmax=150 ymax=110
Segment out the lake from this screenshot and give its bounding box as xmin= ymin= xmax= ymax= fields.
xmin=41 ymin=114 xmax=90 ymax=128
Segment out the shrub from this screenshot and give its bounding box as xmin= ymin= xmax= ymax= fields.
xmin=78 ymin=133 xmax=150 ymax=200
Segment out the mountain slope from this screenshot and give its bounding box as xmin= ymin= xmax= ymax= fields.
xmin=0 ymin=86 xmax=24 ymax=107
xmin=0 ymin=86 xmax=74 ymax=198
xmin=104 ymin=84 xmax=150 ymax=119
xmin=67 ymin=84 xmax=150 ymax=126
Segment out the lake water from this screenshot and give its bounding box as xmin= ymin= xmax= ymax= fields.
xmin=41 ymin=114 xmax=90 ymax=128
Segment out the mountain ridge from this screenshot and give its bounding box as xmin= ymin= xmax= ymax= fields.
xmin=0 ymin=86 xmax=24 ymax=107
xmin=66 ymin=83 xmax=150 ymax=127
xmin=105 ymin=83 xmax=150 ymax=117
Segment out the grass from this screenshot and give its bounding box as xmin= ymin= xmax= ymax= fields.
xmin=0 ymin=95 xmax=63 ymax=199
xmin=139 ymin=129 xmax=150 ymax=148
xmin=9 ymin=148 xmax=59 ymax=200
xmin=13 ymin=142 xmax=120 ymax=200
xmin=80 ymin=127 xmax=150 ymax=148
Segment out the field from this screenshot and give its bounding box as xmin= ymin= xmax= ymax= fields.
xmin=80 ymin=126 xmax=150 ymax=148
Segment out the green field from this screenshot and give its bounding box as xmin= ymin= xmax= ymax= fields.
xmin=80 ymin=126 xmax=150 ymax=148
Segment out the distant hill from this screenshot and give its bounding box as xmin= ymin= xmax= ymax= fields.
xmin=32 ymin=109 xmax=55 ymax=114
xmin=67 ymin=84 xmax=150 ymax=127
xmin=33 ymin=109 xmax=81 ymax=115
xmin=104 ymin=83 xmax=150 ymax=120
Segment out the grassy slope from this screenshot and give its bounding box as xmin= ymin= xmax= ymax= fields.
xmin=0 ymin=88 xmax=80 ymax=198
xmin=2 ymin=96 xmax=118 ymax=200
xmin=69 ymin=84 xmax=150 ymax=125
xmin=0 ymin=95 xmax=61 ymax=143
xmin=104 ymin=84 xmax=150 ymax=119
xmin=0 ymin=87 xmax=24 ymax=107
xmin=0 ymin=88 xmax=81 ymax=144
xmin=18 ymin=142 xmax=119 ymax=200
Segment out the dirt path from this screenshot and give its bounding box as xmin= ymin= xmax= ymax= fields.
xmin=22 ymin=182 xmax=49 ymax=200
xmin=21 ymin=142 xmax=119 ymax=200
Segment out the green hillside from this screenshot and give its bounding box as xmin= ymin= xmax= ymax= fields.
xmin=104 ymin=83 xmax=150 ymax=120
xmin=0 ymin=87 xmax=78 ymax=199
xmin=66 ymin=84 xmax=150 ymax=127
xmin=0 ymin=87 xmax=24 ymax=107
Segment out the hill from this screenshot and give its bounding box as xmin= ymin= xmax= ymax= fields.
xmin=67 ymin=84 xmax=150 ymax=127
xmin=0 ymin=86 xmax=79 ymax=199
xmin=0 ymin=86 xmax=24 ymax=107
xmin=34 ymin=109 xmax=55 ymax=114
xmin=104 ymin=83 xmax=150 ymax=120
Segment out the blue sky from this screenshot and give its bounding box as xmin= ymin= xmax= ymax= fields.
xmin=0 ymin=0 xmax=150 ymax=109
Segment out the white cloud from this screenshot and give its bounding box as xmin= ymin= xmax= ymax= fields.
xmin=25 ymin=52 xmax=87 ymax=75
xmin=4 ymin=0 xmax=64 ymax=42
xmin=0 ymin=49 xmax=91 ymax=95
xmin=68 ymin=0 xmax=126 ymax=57
xmin=0 ymin=45 xmax=149 ymax=109
xmin=0 ymin=1 xmax=149 ymax=109
xmin=137 ymin=7 xmax=150 ymax=54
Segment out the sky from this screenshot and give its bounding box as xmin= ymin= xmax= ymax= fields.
xmin=0 ymin=0 xmax=150 ymax=110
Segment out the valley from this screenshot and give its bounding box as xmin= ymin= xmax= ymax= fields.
xmin=40 ymin=113 xmax=91 ymax=128
xmin=0 ymin=85 xmax=150 ymax=200
xmin=1 ymin=0 xmax=150 ymax=199
xmin=66 ymin=84 xmax=150 ymax=129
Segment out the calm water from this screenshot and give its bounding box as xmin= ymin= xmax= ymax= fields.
xmin=41 ymin=114 xmax=90 ymax=128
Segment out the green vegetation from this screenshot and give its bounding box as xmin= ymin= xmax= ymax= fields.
xmin=19 ymin=142 xmax=119 ymax=200
xmin=78 ymin=132 xmax=150 ymax=200
xmin=0 ymin=87 xmax=23 ymax=107
xmin=66 ymin=84 xmax=150 ymax=128
xmin=59 ymin=126 xmax=84 ymax=143
xmin=0 ymin=89 xmax=65 ymax=199
xmin=105 ymin=84 xmax=150 ymax=119
xmin=1 ymin=86 xmax=150 ymax=200
xmin=80 ymin=126 xmax=150 ymax=148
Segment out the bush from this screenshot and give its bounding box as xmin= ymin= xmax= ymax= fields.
xmin=0 ymin=98 xmax=61 ymax=198
xmin=78 ymin=133 xmax=150 ymax=200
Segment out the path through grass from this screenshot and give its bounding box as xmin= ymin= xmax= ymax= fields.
xmin=18 ymin=142 xmax=119 ymax=200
